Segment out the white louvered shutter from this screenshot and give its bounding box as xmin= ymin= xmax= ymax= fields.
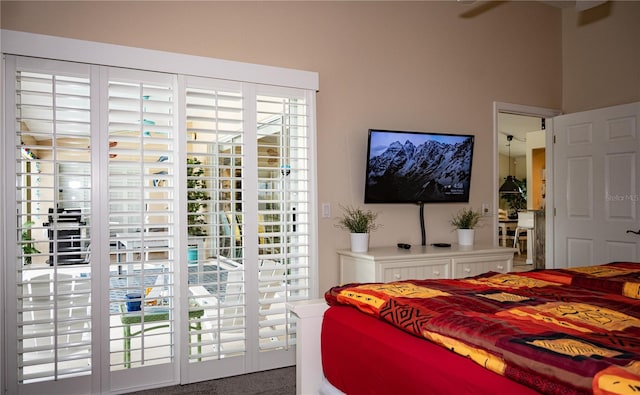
xmin=11 ymin=58 xmax=93 ymax=389
xmin=185 ymin=78 xmax=247 ymax=362
xmin=256 ymin=90 xmax=311 ymax=352
xmin=106 ymin=69 xmax=178 ymax=370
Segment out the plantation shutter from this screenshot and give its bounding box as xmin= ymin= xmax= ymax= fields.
xmin=9 ymin=57 xmax=94 ymax=392
xmin=182 ymin=81 xmax=314 ymax=378
xmin=106 ymin=68 xmax=178 ymax=371
xmin=184 ymin=77 xmax=247 ymax=364
xmin=256 ymin=89 xmax=311 ymax=353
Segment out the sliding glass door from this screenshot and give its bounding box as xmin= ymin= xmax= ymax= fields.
xmin=3 ymin=54 xmax=316 ymax=393
xmin=182 ymin=79 xmax=313 ymax=382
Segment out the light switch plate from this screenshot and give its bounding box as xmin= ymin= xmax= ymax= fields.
xmin=322 ymin=203 xmax=331 ymax=218
xmin=481 ymin=203 xmax=490 ymax=216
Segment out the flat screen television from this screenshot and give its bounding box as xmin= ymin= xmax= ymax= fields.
xmin=364 ymin=129 xmax=475 ymax=204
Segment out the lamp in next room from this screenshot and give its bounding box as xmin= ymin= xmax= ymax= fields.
xmin=499 ymin=135 xmax=523 ymax=195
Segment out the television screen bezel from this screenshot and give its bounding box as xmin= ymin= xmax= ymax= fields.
xmin=364 ymin=128 xmax=475 ymax=204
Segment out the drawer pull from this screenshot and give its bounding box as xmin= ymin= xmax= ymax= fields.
xmin=433 ymin=271 xmax=440 ymax=276
xmin=497 ymin=265 xmax=504 ymax=270
xmin=394 ymin=273 xmax=401 ymax=279
xmin=464 ymin=268 xmax=471 ymax=273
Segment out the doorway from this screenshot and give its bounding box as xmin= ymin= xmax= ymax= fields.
xmin=493 ymin=102 xmax=561 ymax=270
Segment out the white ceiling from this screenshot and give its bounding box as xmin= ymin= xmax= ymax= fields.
xmin=497 ymin=112 xmax=544 ymax=157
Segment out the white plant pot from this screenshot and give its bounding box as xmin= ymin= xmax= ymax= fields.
xmin=350 ymin=233 xmax=370 ymax=253
xmin=457 ymin=229 xmax=475 ymax=246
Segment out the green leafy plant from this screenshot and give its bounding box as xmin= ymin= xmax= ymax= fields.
xmin=21 ymin=220 xmax=41 ymax=265
xmin=450 ymin=207 xmax=482 ymax=230
xmin=187 ymin=157 xmax=211 ymax=237
xmin=335 ymin=205 xmax=379 ymax=233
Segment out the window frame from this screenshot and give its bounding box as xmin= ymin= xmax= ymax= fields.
xmin=0 ymin=30 xmax=319 ymax=91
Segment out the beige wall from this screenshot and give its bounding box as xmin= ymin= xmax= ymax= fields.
xmin=2 ymin=1 xmax=636 ymax=294
xmin=562 ymin=2 xmax=640 ymax=113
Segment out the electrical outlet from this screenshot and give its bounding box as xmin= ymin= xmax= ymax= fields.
xmin=481 ymin=203 xmax=491 ymax=216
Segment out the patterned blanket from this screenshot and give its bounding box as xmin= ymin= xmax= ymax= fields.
xmin=325 ymin=262 xmax=640 ymax=395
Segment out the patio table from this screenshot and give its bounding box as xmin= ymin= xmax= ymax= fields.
xmin=119 ymin=304 xmax=204 ymax=368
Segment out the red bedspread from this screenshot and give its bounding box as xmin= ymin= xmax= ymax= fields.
xmin=325 ymin=262 xmax=640 ymax=395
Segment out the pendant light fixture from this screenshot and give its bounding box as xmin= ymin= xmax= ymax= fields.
xmin=499 ymin=135 xmax=523 ymax=195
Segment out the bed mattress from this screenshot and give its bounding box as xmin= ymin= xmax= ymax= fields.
xmin=321 ymin=304 xmax=541 ymax=395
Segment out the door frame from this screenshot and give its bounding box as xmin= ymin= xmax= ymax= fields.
xmin=493 ymin=102 xmax=561 ymax=267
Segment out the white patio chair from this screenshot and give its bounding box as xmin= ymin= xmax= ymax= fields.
xmin=20 ymin=273 xmax=91 ymax=381
xmin=513 ymin=211 xmax=535 ymax=264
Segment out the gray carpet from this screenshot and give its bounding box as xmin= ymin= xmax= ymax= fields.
xmin=126 ymin=366 xmax=295 ymax=395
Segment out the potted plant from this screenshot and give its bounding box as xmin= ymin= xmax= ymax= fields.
xmin=336 ymin=205 xmax=379 ymax=252
xmin=21 ymin=220 xmax=41 ymax=265
xmin=187 ymin=157 xmax=211 ymax=263
xmin=450 ymin=207 xmax=482 ymax=246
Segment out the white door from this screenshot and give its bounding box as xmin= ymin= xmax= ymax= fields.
xmin=553 ymin=102 xmax=640 ymax=268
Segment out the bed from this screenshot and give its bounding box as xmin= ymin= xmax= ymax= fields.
xmin=289 ymin=262 xmax=640 ymax=395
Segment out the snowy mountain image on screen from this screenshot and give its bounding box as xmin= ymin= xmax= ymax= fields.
xmin=366 ymin=136 xmax=473 ymax=202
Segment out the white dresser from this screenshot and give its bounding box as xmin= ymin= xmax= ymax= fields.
xmin=338 ymin=244 xmax=516 ymax=283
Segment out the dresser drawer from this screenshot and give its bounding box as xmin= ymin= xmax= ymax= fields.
xmin=451 ymin=254 xmax=513 ymax=279
xmin=380 ymin=259 xmax=450 ymax=282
